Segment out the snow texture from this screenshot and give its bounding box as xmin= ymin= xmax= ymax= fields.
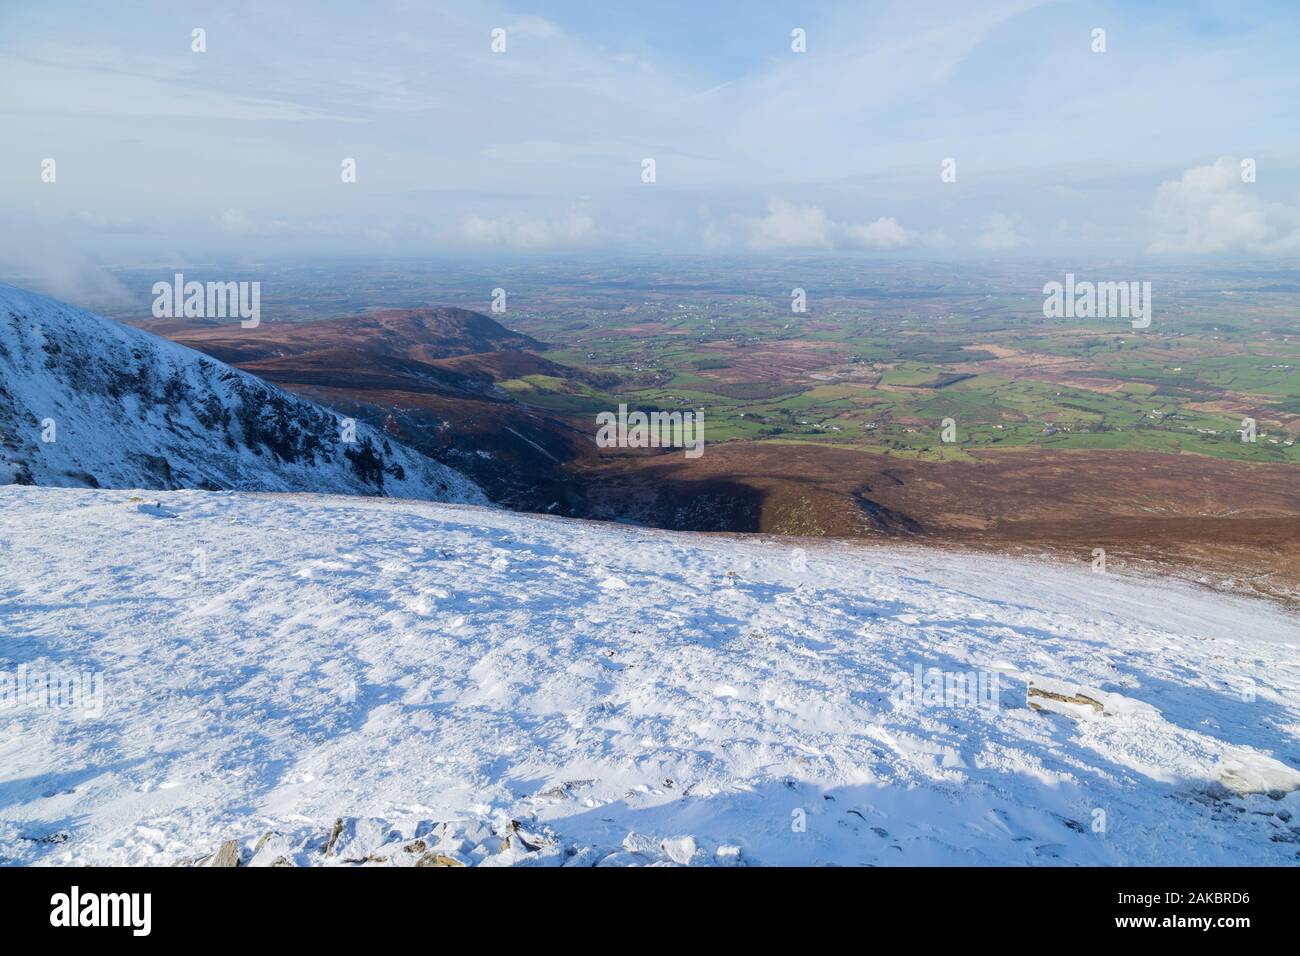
xmin=2 ymin=487 xmax=1298 ymax=866
xmin=0 ymin=282 xmax=485 ymax=505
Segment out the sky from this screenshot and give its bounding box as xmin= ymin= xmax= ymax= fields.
xmin=2 ymin=0 xmax=1300 ymax=295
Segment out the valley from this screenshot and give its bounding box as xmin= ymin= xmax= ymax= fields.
xmin=112 ymin=257 xmax=1300 ymax=603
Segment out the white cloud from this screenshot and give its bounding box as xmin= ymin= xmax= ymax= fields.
xmin=745 ymin=200 xmax=834 ymax=250
xmin=841 ymin=216 xmax=919 ymax=250
xmin=6 ymin=2 xmax=1298 ymax=260
xmin=975 ymin=214 xmax=1027 ymax=251
xmin=0 ymin=228 xmax=132 ymax=308
xmin=1147 ymin=156 xmax=1300 ymax=254
xmin=741 ymin=200 xmax=920 ymax=251
xmin=460 ymin=205 xmax=599 ymax=248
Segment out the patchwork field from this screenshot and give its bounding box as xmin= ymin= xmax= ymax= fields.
xmin=128 ymin=258 xmax=1300 ymax=604
xmin=518 ymin=307 xmax=1300 ymax=464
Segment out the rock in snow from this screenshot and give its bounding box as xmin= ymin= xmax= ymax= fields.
xmin=208 ymin=840 xmax=241 ymax=868
xmin=0 ymin=282 xmax=485 ymax=504
xmin=1 ymin=486 xmax=1298 ymax=866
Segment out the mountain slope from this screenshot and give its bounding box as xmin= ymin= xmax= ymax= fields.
xmin=148 ymin=306 xmax=544 ymax=366
xmin=144 ymin=305 xmax=595 ymax=508
xmin=3 ymin=486 xmax=1297 ymax=866
xmin=0 ymin=283 xmax=485 ymax=503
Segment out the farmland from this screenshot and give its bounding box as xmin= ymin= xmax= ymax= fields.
xmin=480 ymin=259 xmax=1300 ymax=466
xmin=122 ymin=255 xmax=1300 ymax=601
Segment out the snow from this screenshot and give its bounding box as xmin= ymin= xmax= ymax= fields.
xmin=2 ymin=485 xmax=1298 ymax=867
xmin=0 ymin=282 xmax=485 ymax=505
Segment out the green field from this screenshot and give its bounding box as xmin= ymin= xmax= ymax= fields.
xmin=491 ymin=270 xmax=1300 ymax=466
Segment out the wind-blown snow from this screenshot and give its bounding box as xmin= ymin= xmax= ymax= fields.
xmin=2 ymin=486 xmax=1298 ymax=866
xmin=0 ymin=282 xmax=485 ymax=504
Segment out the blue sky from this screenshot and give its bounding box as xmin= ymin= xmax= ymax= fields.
xmin=2 ymin=0 xmax=1299 ymax=291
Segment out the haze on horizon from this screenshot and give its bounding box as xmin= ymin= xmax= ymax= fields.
xmin=3 ymin=0 xmax=1300 ymax=303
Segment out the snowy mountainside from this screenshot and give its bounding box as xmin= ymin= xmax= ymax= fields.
xmin=0 ymin=283 xmax=484 ymax=504
xmin=2 ymin=486 xmax=1298 ymax=867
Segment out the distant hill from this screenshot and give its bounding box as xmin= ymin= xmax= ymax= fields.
xmin=151 ymin=306 xmax=544 ymax=366
xmin=0 ymin=283 xmax=486 ymax=503
xmin=146 ymin=305 xmax=593 ymax=508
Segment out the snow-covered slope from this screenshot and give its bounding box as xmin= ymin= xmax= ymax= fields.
xmin=0 ymin=283 xmax=484 ymax=504
xmin=3 ymin=486 xmax=1298 ymax=867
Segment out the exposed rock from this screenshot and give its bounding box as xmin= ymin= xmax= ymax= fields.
xmin=0 ymin=282 xmax=485 ymax=502
xmin=322 ymin=817 xmax=345 ymax=856
xmin=328 ymin=817 xmax=400 ymax=860
xmin=506 ymin=819 xmax=549 ymax=852
xmin=538 ymin=779 xmax=594 ymax=800
xmin=210 ymin=839 xmax=241 ymax=868
xmin=1027 ymin=686 xmax=1103 ymax=714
